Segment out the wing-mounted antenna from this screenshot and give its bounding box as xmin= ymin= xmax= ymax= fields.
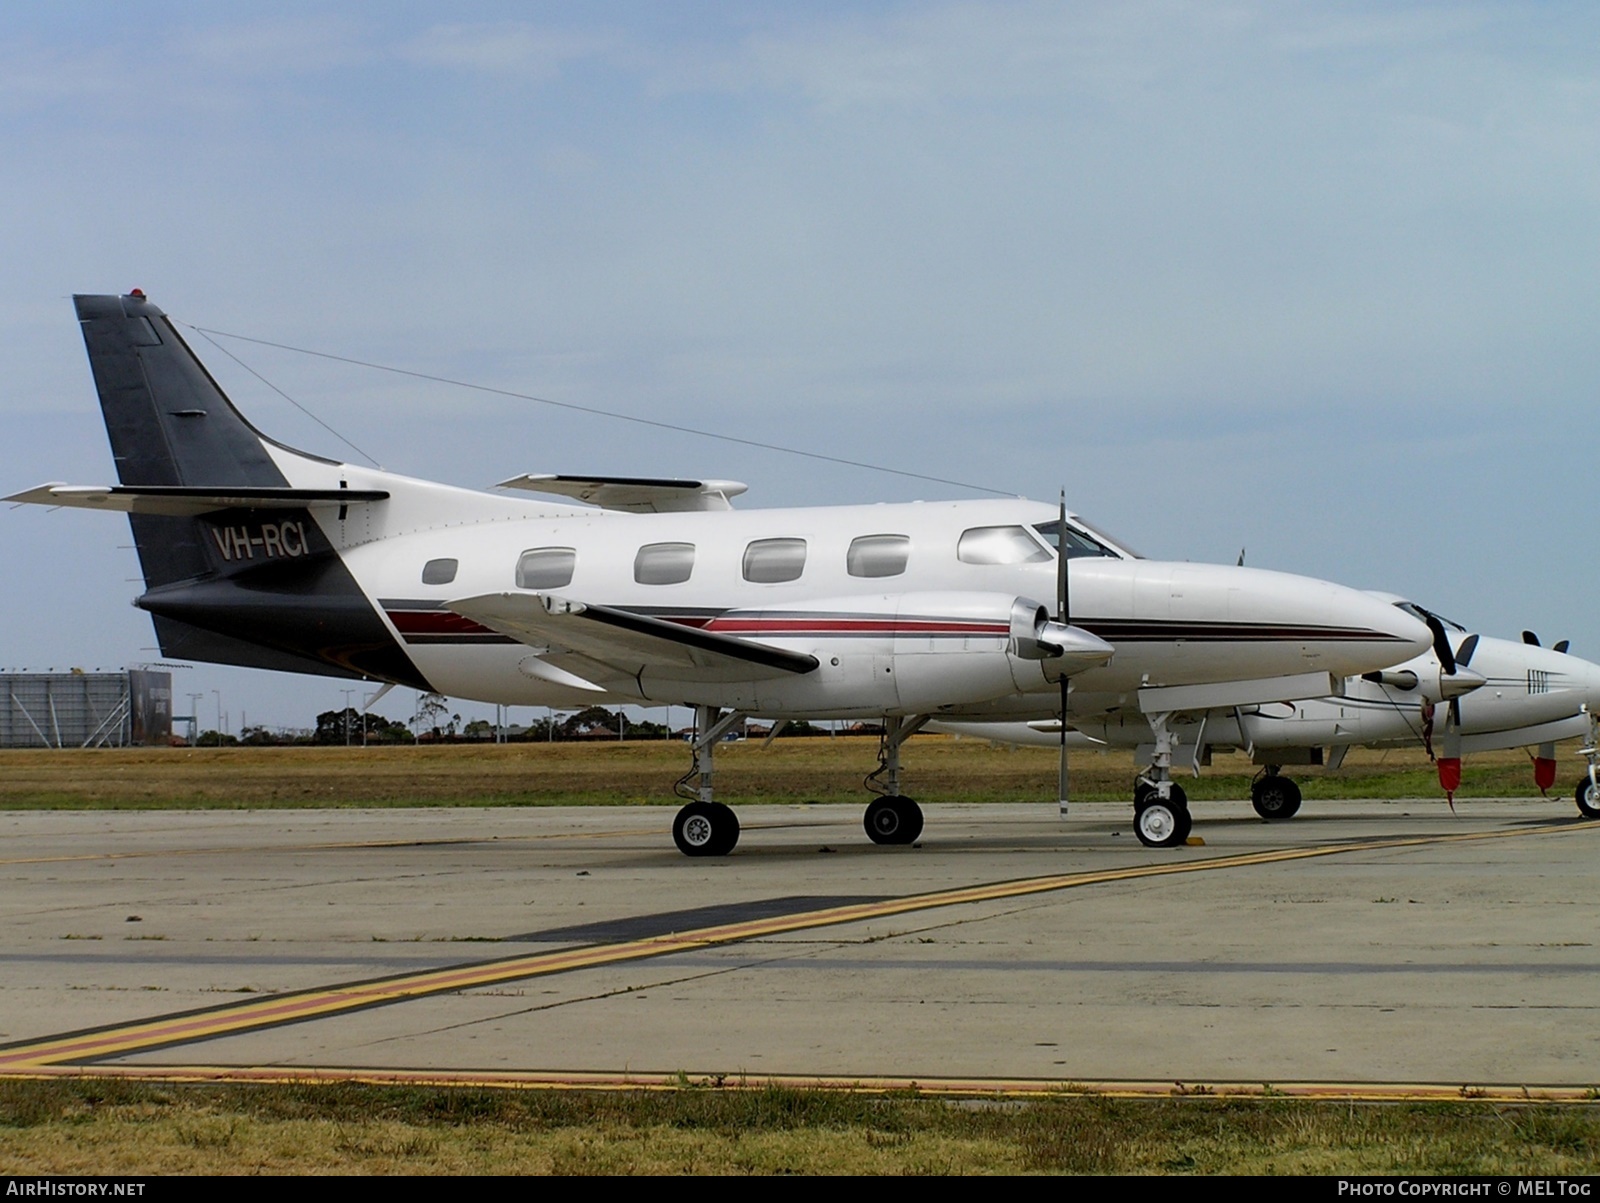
xmin=497 ymin=474 xmax=748 ymax=513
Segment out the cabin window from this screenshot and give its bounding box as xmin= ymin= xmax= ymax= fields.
xmin=847 ymin=534 xmax=910 ymax=578
xmin=743 ymin=537 xmax=807 ymax=583
xmin=515 ymin=546 xmax=576 ymax=590
xmin=421 ymin=558 xmax=459 ymax=585
xmin=957 ymin=525 xmax=1053 ymax=566
xmin=634 ymin=542 xmax=696 ymax=585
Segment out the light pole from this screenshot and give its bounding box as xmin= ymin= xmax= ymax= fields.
xmin=212 ymin=690 xmax=222 ymax=745
xmin=187 ymin=693 xmax=203 ymax=745
xmin=340 ymin=689 xmax=355 ymax=747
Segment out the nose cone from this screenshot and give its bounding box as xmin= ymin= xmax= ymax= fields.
xmin=1566 ymin=653 xmax=1600 ymax=713
xmin=1326 ymin=588 xmax=1434 ymax=677
xmin=1211 ymin=566 xmax=1434 ymax=678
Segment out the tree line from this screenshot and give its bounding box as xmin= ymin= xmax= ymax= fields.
xmin=190 ymin=696 xmax=834 ymax=746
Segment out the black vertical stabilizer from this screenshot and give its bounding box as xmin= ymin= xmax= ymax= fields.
xmin=73 ymin=293 xmax=428 ymax=689
xmin=76 ymin=292 xmax=304 ymax=589
xmin=75 ymin=293 xmax=299 ymax=490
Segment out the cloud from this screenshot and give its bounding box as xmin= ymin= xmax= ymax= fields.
xmin=173 ymin=14 xmax=374 ymax=76
xmin=397 ymin=22 xmax=615 ymax=80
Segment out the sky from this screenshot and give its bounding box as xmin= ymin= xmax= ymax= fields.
xmin=2 ymin=1 xmax=1596 ymax=734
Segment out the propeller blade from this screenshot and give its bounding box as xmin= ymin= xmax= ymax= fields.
xmin=1455 ymin=633 xmax=1479 ymax=668
xmin=1555 ymin=639 xmax=1570 ymax=654
xmin=1522 ymin=630 xmax=1540 ymax=646
xmin=1057 ymin=490 xmax=1069 ymax=818
xmin=1425 ymin=612 xmax=1458 ymax=676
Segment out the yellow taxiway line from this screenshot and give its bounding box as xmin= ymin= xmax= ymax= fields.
xmin=0 ymin=818 xmax=1591 ymax=1071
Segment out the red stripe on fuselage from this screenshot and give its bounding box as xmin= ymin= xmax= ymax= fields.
xmin=386 ymin=609 xmax=499 ymax=637
xmin=703 ymin=618 xmax=1009 ymax=636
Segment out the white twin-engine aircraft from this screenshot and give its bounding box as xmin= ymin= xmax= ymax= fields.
xmin=935 ymin=614 xmax=1600 ymax=820
xmin=9 ymin=293 xmax=1432 ymax=854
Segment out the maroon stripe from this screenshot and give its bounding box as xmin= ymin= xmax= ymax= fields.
xmin=704 ymin=619 xmax=1008 ymax=635
xmin=387 ymin=610 xmax=499 ymax=637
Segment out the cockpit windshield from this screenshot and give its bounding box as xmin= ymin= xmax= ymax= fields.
xmin=1395 ymin=601 xmax=1465 ymax=632
xmin=1030 ymin=519 xmax=1127 ymax=560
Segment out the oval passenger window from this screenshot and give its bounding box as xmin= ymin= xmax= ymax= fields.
xmin=743 ymin=538 xmax=807 ymax=583
xmin=516 ymin=547 xmax=577 ymax=590
xmin=421 ymin=558 xmax=458 ymax=585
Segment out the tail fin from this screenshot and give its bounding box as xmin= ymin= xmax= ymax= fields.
xmin=76 ymin=292 xmax=322 ymax=589
xmin=75 ymin=292 xmax=322 ymax=490
xmin=71 ymin=293 xmax=427 ymax=689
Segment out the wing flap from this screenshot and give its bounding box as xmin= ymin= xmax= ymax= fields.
xmin=447 ymin=592 xmax=819 ymax=681
xmin=496 ymin=474 xmax=747 ymax=512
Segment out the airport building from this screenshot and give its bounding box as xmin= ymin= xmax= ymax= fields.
xmin=0 ymin=669 xmax=173 ymax=749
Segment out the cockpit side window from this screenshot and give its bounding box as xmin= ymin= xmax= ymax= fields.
xmin=847 ymin=534 xmax=910 ymax=578
xmin=516 ymin=547 xmax=576 ymax=590
xmin=957 ymin=525 xmax=1053 ymax=566
xmin=1030 ymin=520 xmax=1121 ymax=560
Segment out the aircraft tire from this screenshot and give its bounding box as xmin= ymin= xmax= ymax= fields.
xmin=1576 ymin=777 xmax=1600 ymax=820
xmin=864 ymin=795 xmax=923 ymax=845
xmin=1251 ymin=775 xmax=1303 ymax=820
xmin=674 ymin=801 xmax=739 ymax=857
xmin=1133 ymin=794 xmax=1191 ymax=848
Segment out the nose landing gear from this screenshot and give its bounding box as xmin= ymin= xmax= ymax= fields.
xmin=1131 ymin=710 xmax=1193 ymax=848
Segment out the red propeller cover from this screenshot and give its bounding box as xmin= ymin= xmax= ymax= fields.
xmin=1533 ymin=757 xmax=1557 ymax=794
xmin=1437 ymin=757 xmax=1462 ymax=796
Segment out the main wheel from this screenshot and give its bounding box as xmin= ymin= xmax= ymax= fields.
xmin=1576 ymin=776 xmax=1600 ymax=820
xmin=673 ymin=801 xmax=740 ymax=856
xmin=1133 ymin=794 xmax=1192 ymax=848
xmin=864 ymin=795 xmax=923 ymax=845
xmin=1251 ymin=775 xmax=1303 ymax=820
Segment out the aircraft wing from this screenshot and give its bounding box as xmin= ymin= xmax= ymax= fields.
xmin=496 ymin=474 xmax=748 ymax=512
xmin=5 ymin=483 xmax=389 ymax=516
xmin=447 ymin=591 xmax=819 ymax=682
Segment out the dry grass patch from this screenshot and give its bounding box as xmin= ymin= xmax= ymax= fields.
xmin=0 ymin=738 xmax=1574 ymax=811
xmin=2 ymin=1081 xmax=1598 ymax=1176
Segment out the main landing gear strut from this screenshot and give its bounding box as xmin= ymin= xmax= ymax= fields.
xmin=671 ymin=705 xmax=746 ymax=857
xmin=1131 ymin=710 xmax=1192 ymax=848
xmin=862 ymin=714 xmax=928 ymax=845
xmin=669 ymin=709 xmax=934 ymax=856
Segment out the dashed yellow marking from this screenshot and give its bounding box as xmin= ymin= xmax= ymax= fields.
xmin=0 ymin=818 xmax=1590 ymax=1070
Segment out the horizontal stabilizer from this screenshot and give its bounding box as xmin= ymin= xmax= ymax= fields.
xmin=497 ymin=474 xmax=747 ymax=512
xmin=6 ymin=483 xmax=389 ymax=516
xmin=448 ymin=591 xmax=819 ymax=681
